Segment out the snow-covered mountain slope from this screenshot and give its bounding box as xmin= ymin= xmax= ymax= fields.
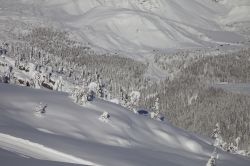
xmin=0 ymin=147 xmax=85 ymax=166
xmin=219 ymin=0 xmax=250 ymax=24
xmin=0 ymin=0 xmax=249 ymax=56
xmin=0 ymin=83 xmax=250 ymax=166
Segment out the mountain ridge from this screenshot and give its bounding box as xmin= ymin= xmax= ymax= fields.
xmin=1 ymin=0 xmax=249 ymax=56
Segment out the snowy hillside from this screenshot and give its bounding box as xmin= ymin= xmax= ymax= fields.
xmin=0 ymin=83 xmax=250 ymax=166
xmin=1 ymin=1 xmax=250 ymax=165
xmin=0 ymin=0 xmax=250 ymax=56
xmin=219 ymin=0 xmax=250 ymax=24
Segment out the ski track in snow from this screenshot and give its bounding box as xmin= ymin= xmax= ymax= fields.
xmin=36 ymin=128 xmax=57 ymax=135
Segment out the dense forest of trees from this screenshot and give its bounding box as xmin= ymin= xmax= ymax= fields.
xmin=143 ymin=48 xmax=250 ymax=149
xmin=11 ymin=27 xmax=149 ymax=100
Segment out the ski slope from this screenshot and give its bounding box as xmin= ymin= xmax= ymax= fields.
xmin=0 ymin=0 xmax=250 ymax=56
xmin=0 ymin=83 xmax=250 ymax=166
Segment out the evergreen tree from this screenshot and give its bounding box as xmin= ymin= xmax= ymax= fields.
xmin=151 ymin=97 xmax=160 ymax=119
xmin=235 ymin=137 xmax=241 ymax=150
xmin=211 ymin=123 xmax=223 ymax=147
xmin=206 ymin=156 xmax=216 ymax=166
xmin=206 ymin=148 xmax=217 ymax=166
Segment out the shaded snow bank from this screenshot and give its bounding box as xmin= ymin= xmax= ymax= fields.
xmin=0 ymin=133 xmax=97 ymax=166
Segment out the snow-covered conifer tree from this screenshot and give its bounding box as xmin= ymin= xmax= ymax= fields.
xmin=206 ymin=156 xmax=216 ymax=166
xmin=211 ymin=122 xmax=223 ymax=147
xmin=97 ymin=78 xmax=105 ymax=98
xmin=151 ymin=97 xmax=160 ymax=119
xmin=128 ymin=91 xmax=140 ymax=110
xmin=3 ymin=70 xmax=10 ymax=83
xmin=34 ymin=102 xmax=47 ymax=114
xmin=33 ymin=72 xmax=41 ymax=89
xmin=227 ymin=142 xmax=237 ymax=153
xmin=54 ymin=76 xmax=63 ymax=91
xmin=99 ymin=111 xmax=110 ymax=123
xmin=206 ymin=148 xmax=217 ymax=166
xmin=235 ymin=137 xmax=241 ymax=150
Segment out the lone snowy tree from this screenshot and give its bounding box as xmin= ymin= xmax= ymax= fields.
xmin=33 ymin=72 xmax=41 ymax=89
xmin=99 ymin=111 xmax=110 ymax=123
xmin=34 ymin=102 xmax=47 ymax=114
xmin=206 ymin=147 xmax=217 ymax=166
xmin=206 ymin=156 xmax=216 ymax=166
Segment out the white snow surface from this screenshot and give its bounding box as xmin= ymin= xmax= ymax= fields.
xmin=0 ymin=0 xmax=249 ymax=57
xmin=0 ymin=83 xmax=250 ymax=166
xmin=219 ymin=0 xmax=250 ymax=24
xmin=0 ymin=133 xmax=96 ymax=165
